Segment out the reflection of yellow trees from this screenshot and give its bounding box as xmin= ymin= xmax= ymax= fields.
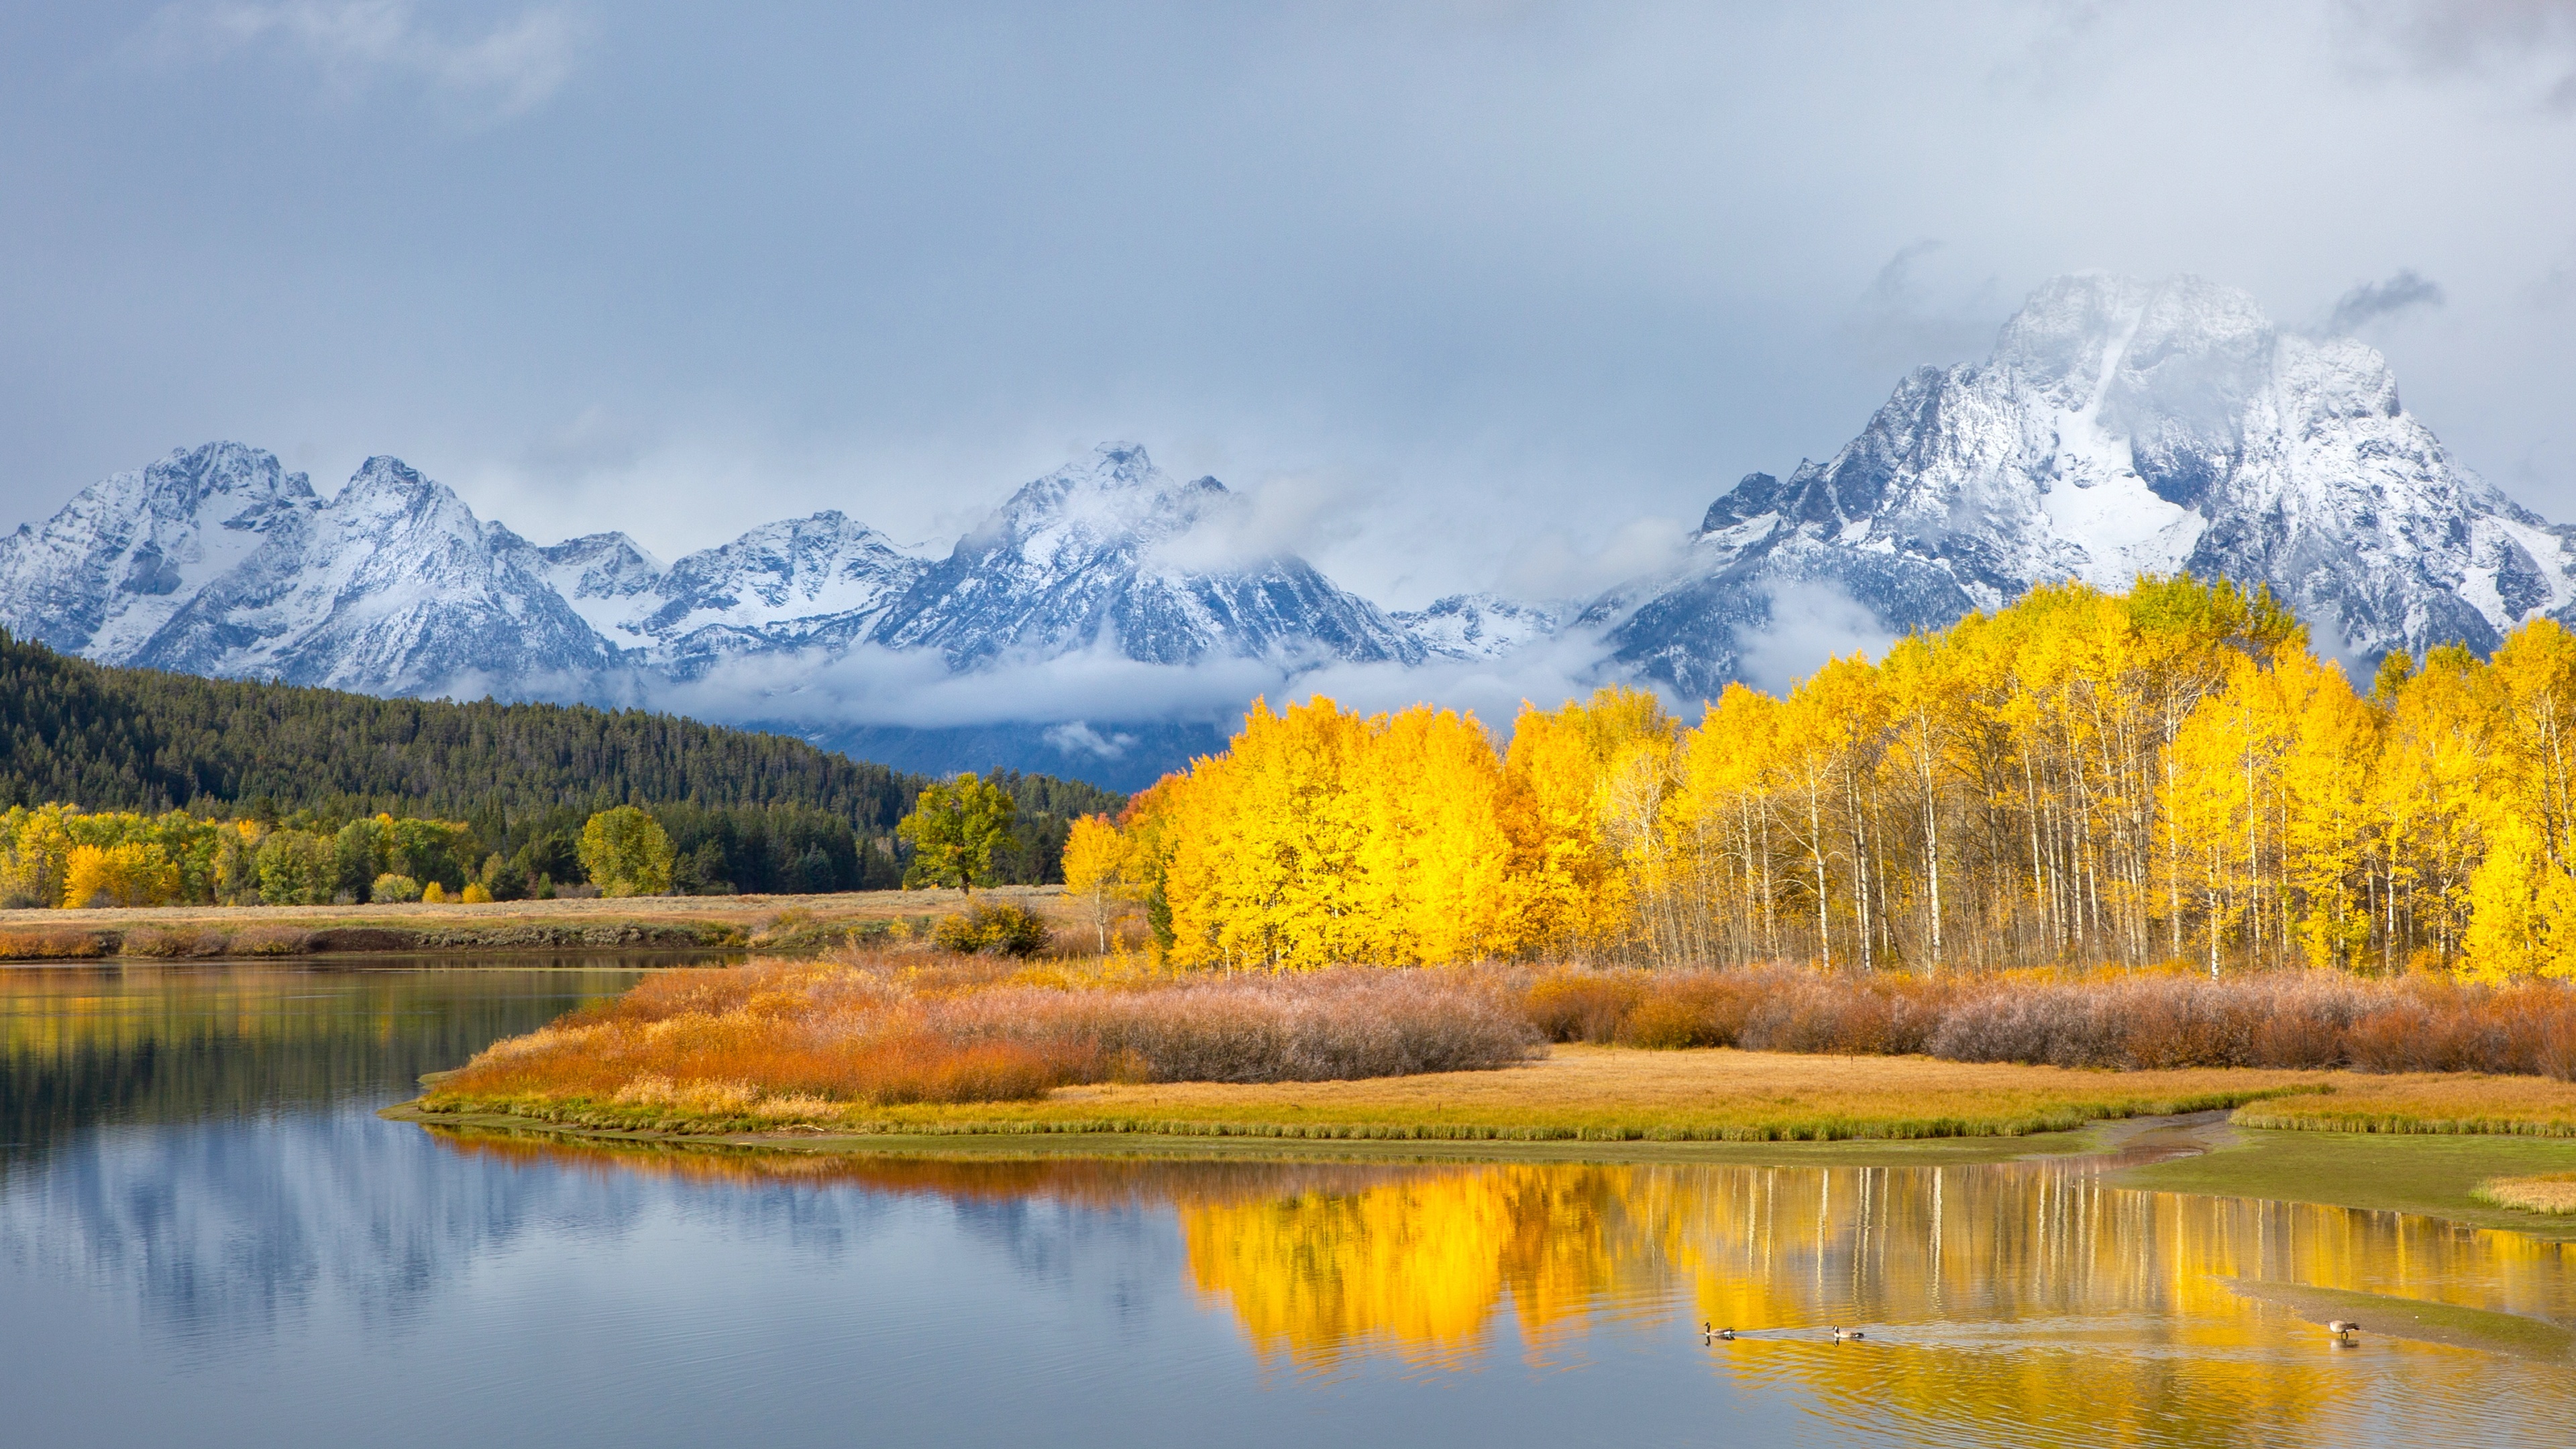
xmin=419 ymin=1133 xmax=2576 ymax=1438
xmin=1173 ymin=1158 xmax=2576 ymax=1427
xmin=1178 ymin=1168 xmax=1668 ymax=1366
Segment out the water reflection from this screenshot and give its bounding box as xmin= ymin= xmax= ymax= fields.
xmin=4 ymin=964 xmax=2575 ymax=1448
xmin=0 ymin=959 xmax=665 ymax=1159
xmin=419 ymin=1133 xmax=2576 ymax=1444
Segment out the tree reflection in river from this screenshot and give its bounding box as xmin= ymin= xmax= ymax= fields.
xmin=425 ymin=1132 xmax=2576 ymax=1444
xmin=0 ymin=960 xmax=661 ymax=1161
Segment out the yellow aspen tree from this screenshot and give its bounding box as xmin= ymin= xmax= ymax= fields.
xmin=2269 ymin=649 xmax=2377 ymax=969
xmin=1499 ymin=686 xmax=1676 ymax=957
xmin=1667 ymin=683 xmax=1784 ymax=965
xmin=1059 ymin=813 xmax=1132 ymax=953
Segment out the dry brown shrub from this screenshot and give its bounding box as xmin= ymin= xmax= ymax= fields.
xmin=1617 ymin=973 xmax=1761 ymax=1048
xmin=2343 ymin=1004 xmax=2435 ymax=1072
xmin=931 ymin=969 xmax=1540 ymax=1082
xmin=226 ymin=925 xmax=313 ymax=957
xmin=433 ymin=953 xmax=2576 ymax=1124
xmin=2249 ymin=1008 xmax=2345 ymax=1069
xmin=0 ymin=928 xmax=112 ymax=960
xmin=1739 ymin=974 xmax=1949 ymax=1055
xmin=123 ymin=926 xmax=228 ymax=959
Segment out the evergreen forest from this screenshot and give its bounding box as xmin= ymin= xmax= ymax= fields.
xmin=0 ymin=630 xmax=1120 ymax=895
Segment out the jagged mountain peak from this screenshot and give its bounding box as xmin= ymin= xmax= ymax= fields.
xmin=876 ymin=443 xmax=1415 ymax=668
xmin=1593 ymin=272 xmax=2575 ymax=699
xmin=637 ymin=510 xmax=928 ymax=663
xmin=959 ymin=442 xmax=1230 ymax=566
xmin=0 ymin=441 xmax=320 ymax=660
xmin=1392 ymin=592 xmax=1565 ymax=662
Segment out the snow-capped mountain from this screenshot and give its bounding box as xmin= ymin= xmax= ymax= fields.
xmin=871 ymin=443 xmax=1421 ymax=668
xmin=1392 ymin=593 xmax=1562 ymax=661
xmin=0 ymin=444 xmax=615 ymax=693
xmin=0 ymin=440 xmax=1426 ymax=721
xmin=11 ymin=276 xmax=2568 ymax=788
xmin=1590 ymin=273 xmax=2576 ymax=696
xmin=539 ymin=513 xmax=932 ymax=679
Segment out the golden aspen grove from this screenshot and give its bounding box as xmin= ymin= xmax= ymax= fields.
xmin=1094 ymin=576 xmax=2576 ymax=981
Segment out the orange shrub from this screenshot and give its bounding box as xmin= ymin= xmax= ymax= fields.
xmin=432 ymin=955 xmax=1541 ymax=1118
xmin=1523 ymin=971 xmax=1642 ymax=1043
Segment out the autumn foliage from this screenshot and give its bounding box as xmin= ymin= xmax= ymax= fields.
xmin=1079 ymin=576 xmax=2576 ymax=981
xmin=427 ymin=954 xmax=1544 ymax=1122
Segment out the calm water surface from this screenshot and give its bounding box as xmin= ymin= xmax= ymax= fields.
xmin=3 ymin=963 xmax=2572 ymax=1448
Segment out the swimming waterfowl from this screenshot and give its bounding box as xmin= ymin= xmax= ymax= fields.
xmin=1701 ymin=1322 xmax=1735 ymax=1341
xmin=2328 ymin=1320 xmax=2361 ymax=1342
xmin=1829 ymin=1326 xmax=1864 ymax=1342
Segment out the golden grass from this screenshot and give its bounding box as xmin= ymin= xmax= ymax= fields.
xmin=422 ymin=1042 xmax=2340 ymax=1142
xmin=2472 ymin=1171 xmax=2576 ymax=1214
xmin=2232 ymin=1074 xmax=2576 ymax=1137
xmin=0 ymin=885 xmax=1088 ymax=961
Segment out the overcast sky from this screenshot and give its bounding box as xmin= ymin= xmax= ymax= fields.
xmin=5 ymin=1 xmax=2576 ymax=610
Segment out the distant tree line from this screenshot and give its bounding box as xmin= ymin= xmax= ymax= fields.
xmin=0 ymin=630 xmax=1122 ymax=892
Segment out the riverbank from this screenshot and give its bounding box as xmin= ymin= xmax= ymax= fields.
xmin=0 ymin=886 xmax=1063 ymax=962
xmin=409 ymin=1042 xmax=2330 ymax=1137
xmin=390 ymin=1079 xmax=2576 ymax=1247
xmin=396 ymin=1041 xmax=2576 ymax=1238
xmin=397 ymin=1039 xmax=2563 ymax=1146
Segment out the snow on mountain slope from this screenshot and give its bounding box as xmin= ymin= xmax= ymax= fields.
xmin=637 ymin=513 xmax=929 ymax=676
xmin=0 ymin=441 xmax=1453 ymax=732
xmin=536 ymin=532 xmax=665 ymax=640
xmin=0 ymin=442 xmax=320 ymax=661
xmin=1591 ymin=273 xmax=2576 ymax=698
xmin=869 ymin=443 xmax=1424 ymax=668
xmin=130 ymin=455 xmax=619 ymax=692
xmin=21 ymin=287 xmax=2546 ymax=793
xmin=1393 ymin=593 xmax=1563 ymax=661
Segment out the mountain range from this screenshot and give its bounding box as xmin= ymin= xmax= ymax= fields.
xmin=5 ymin=272 xmax=2563 ymax=789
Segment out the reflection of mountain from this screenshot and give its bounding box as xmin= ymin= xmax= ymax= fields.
xmin=3 ymin=1112 xmax=649 ymax=1338
xmin=0 ymin=964 xmax=645 ymax=1164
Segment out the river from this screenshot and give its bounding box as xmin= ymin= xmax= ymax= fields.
xmin=3 ymin=961 xmax=2571 ymax=1447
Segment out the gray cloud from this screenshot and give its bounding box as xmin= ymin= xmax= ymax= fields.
xmin=1842 ymin=241 xmax=2007 ymax=374
xmin=2336 ymin=0 xmax=2576 ymax=111
xmin=1145 ymin=470 xmax=1366 ymax=575
xmin=2321 ymin=268 xmax=2446 ymax=335
xmin=1733 ymin=580 xmax=1898 ymax=696
xmin=7 ymin=1 xmax=2576 ymax=644
xmin=1497 ymin=516 xmax=1691 ymax=605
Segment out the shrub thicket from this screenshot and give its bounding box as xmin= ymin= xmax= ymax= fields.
xmin=1513 ymin=967 xmax=2576 ymax=1079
